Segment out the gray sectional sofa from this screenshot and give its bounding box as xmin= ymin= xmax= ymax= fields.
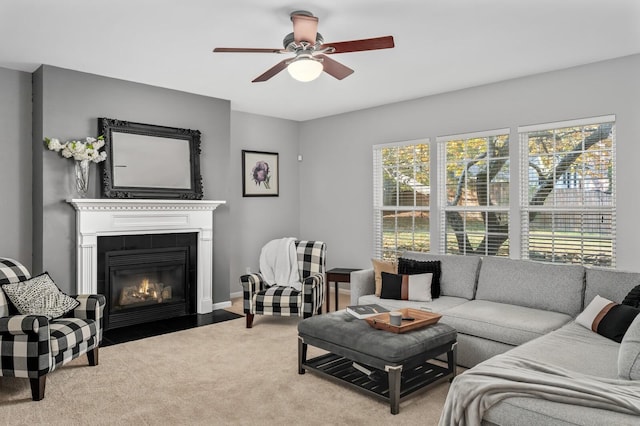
xmin=351 ymin=252 xmax=640 ymax=425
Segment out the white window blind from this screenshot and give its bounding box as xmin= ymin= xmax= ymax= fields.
xmin=373 ymin=141 xmax=430 ymax=260
xmin=519 ymin=116 xmax=616 ymax=266
xmin=438 ymin=129 xmax=510 ymax=257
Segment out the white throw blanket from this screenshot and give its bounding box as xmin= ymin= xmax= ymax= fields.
xmin=439 ymin=353 xmax=640 ymax=426
xmin=259 ymin=237 xmax=301 ymax=290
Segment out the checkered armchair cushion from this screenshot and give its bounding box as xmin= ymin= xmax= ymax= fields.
xmin=240 ymin=240 xmax=326 ymax=328
xmin=0 ymin=257 xmax=105 ymax=401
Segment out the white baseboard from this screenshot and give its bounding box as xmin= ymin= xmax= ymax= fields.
xmin=230 ymin=291 xmax=243 ymax=299
xmin=212 ymin=300 xmax=232 ymax=310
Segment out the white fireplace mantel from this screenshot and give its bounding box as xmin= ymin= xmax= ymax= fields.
xmin=67 ymin=198 xmax=225 ymax=314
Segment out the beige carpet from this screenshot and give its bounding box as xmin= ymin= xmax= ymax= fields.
xmin=0 ymin=295 xmax=453 ymax=425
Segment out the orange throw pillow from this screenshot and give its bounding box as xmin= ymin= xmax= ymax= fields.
xmin=371 ymin=258 xmax=398 ymax=297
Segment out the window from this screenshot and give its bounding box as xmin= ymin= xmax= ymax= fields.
xmin=438 ymin=129 xmax=510 ymax=257
xmin=519 ymin=115 xmax=615 ymax=266
xmin=373 ymin=141 xmax=430 ymax=260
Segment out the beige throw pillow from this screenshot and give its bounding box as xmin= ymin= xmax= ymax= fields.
xmin=371 ymin=258 xmax=397 ymax=297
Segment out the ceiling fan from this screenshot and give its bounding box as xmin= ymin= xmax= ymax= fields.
xmin=213 ymin=10 xmax=395 ymax=83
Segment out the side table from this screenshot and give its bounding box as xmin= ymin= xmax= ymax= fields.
xmin=325 ymin=268 xmax=360 ymax=312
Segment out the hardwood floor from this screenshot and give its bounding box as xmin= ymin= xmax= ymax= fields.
xmin=101 ymin=310 xmax=242 ymax=346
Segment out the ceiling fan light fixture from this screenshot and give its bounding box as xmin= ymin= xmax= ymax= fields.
xmin=213 ymin=10 xmax=394 ymax=83
xmin=287 ymin=56 xmax=323 ymax=82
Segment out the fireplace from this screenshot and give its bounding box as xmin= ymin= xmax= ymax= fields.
xmin=98 ymin=233 xmax=198 ymax=330
xmin=68 ymin=199 xmax=226 ymax=315
xmin=105 ymin=248 xmax=189 ymax=329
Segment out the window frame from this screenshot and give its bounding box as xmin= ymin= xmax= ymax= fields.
xmin=373 ymin=140 xmax=431 ymax=260
xmin=437 ymin=128 xmax=511 ymax=257
xmin=518 ymin=115 xmax=616 ymax=267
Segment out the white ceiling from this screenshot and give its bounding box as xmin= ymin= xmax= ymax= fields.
xmin=1 ymin=0 xmax=639 ymax=121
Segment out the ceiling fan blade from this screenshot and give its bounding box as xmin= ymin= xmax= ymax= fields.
xmin=252 ymin=59 xmax=290 ymax=83
xmin=322 ymin=35 xmax=395 ymax=54
xmin=213 ymin=47 xmax=285 ymax=53
xmin=292 ymin=14 xmax=318 ymax=44
xmin=316 ymin=55 xmax=354 ymax=80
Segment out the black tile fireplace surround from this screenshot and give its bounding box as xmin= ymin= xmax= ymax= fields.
xmin=98 ymin=233 xmax=198 ymax=330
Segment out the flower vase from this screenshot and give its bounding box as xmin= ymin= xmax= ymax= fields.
xmin=74 ymin=159 xmax=90 ymax=197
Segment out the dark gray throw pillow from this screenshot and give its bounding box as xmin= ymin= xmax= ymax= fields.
xmin=380 ymin=272 xmax=403 ymax=300
xmin=598 ymin=304 xmax=640 ymax=343
xmin=622 ymin=284 xmax=640 ymax=308
xmin=397 ymin=258 xmax=441 ymax=298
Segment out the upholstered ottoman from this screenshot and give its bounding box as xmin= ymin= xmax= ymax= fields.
xmin=297 ymin=310 xmax=457 ymax=414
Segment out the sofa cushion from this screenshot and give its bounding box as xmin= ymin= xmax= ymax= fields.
xmin=359 ymin=294 xmax=469 ymax=313
xmin=619 ymin=314 xmax=640 ymax=380
xmin=49 ymin=317 xmax=97 ymax=356
xmin=475 ymin=257 xmax=585 ymax=316
xmin=585 ymin=267 xmax=640 ymax=308
xmin=512 ymin=322 xmax=621 ymax=376
xmin=483 ymin=322 xmax=630 ymax=425
xmin=253 ymin=286 xmax=301 ymax=316
xmin=399 ymin=252 xmax=480 ymax=300
xmin=485 ymin=394 xmax=639 ymax=426
xmin=576 ymin=294 xmax=640 ymax=343
xmin=441 ymin=300 xmax=573 ymax=346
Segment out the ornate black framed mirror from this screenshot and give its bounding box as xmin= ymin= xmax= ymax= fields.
xmin=99 ymin=118 xmax=203 ymax=199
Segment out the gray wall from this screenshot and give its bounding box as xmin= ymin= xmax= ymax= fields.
xmin=0 ymin=68 xmax=32 ymax=268
xmin=3 ymin=53 xmax=640 ymax=301
xmin=2 ymin=65 xmax=301 ymax=303
xmin=299 ymin=54 xmax=640 ymax=273
xmin=31 ymin=66 xmax=232 ymax=302
xmin=229 ymin=111 xmax=300 ymax=295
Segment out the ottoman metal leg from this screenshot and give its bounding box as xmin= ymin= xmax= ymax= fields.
xmin=447 ymin=342 xmax=458 ymax=381
xmin=385 ymin=365 xmax=403 ymax=414
xmin=298 ymin=336 xmax=307 ymax=375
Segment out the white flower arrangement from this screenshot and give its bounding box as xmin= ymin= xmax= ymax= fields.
xmin=45 ymin=136 xmax=107 ymax=163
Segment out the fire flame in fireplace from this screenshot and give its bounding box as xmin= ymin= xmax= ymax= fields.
xmin=140 ymin=278 xmax=150 ymax=294
xmin=118 ymin=278 xmax=172 ymax=306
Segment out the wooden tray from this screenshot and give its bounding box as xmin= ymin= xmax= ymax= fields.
xmin=365 ymin=308 xmax=441 ymax=333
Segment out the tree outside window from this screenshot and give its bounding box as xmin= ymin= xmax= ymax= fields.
xmin=440 ymin=132 xmax=510 ymax=257
xmin=521 ymin=120 xmax=615 ymax=266
xmin=373 ymin=117 xmax=615 ymax=267
xmin=374 ymin=142 xmax=429 ymax=260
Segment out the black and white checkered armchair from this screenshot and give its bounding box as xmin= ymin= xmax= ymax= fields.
xmin=0 ymin=257 xmax=105 ymax=401
xmin=240 ymin=240 xmax=326 ymax=328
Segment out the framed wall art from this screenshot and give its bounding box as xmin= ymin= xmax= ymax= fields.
xmin=242 ymin=150 xmax=279 ymax=197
